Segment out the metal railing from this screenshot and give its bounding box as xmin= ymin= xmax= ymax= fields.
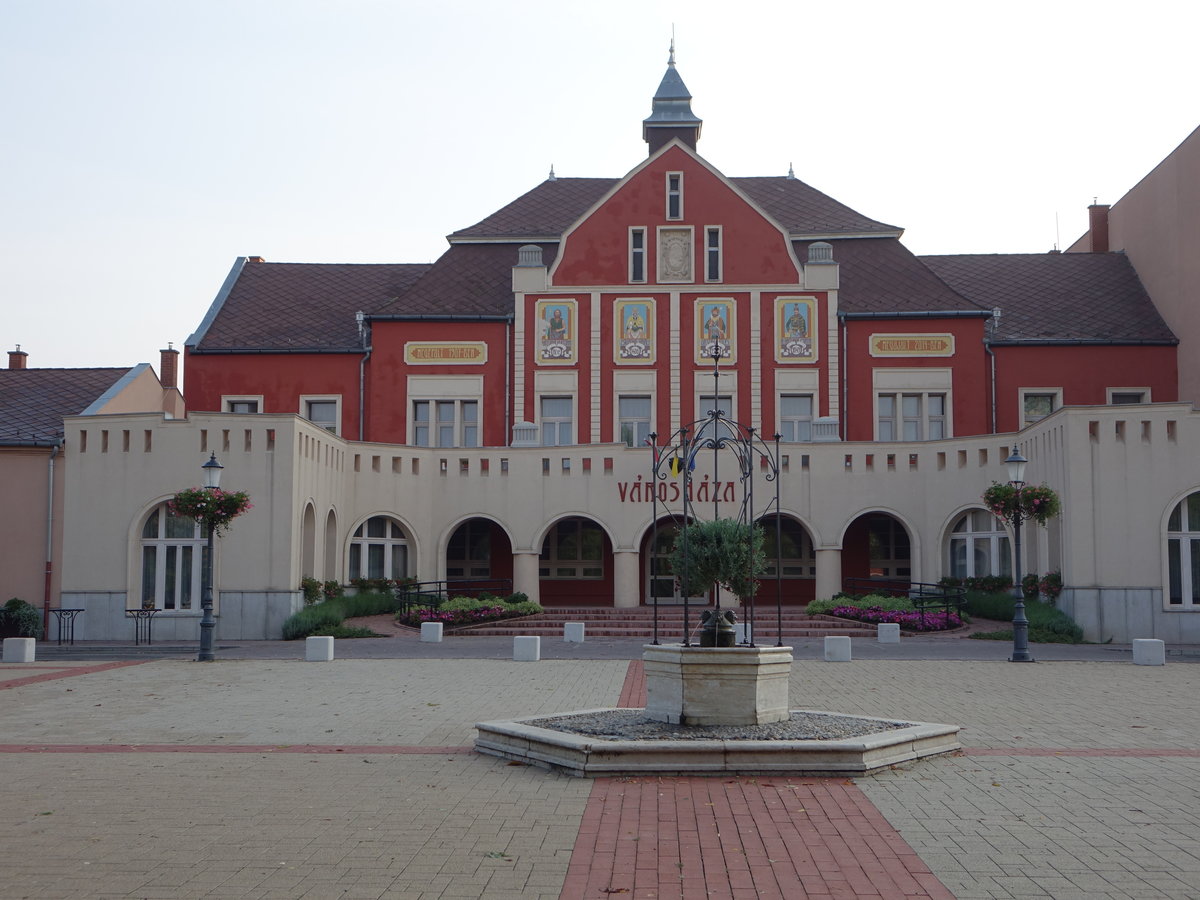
xmin=396 ymin=579 xmax=515 ymax=615
xmin=840 ymin=578 xmax=967 ymax=629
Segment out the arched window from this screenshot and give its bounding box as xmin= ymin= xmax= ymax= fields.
xmin=447 ymin=520 xmax=492 ymax=579
xmin=540 ymin=518 xmax=604 ymax=579
xmin=140 ymin=503 xmax=208 ymax=611
xmin=349 ymin=516 xmax=408 ymax=581
xmin=1167 ymin=494 xmax=1200 ymax=607
xmin=761 ymin=516 xmax=815 ymax=577
xmin=948 ymin=509 xmax=1011 ymax=580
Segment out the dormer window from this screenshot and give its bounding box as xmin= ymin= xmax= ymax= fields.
xmin=629 ymin=227 xmax=646 ymax=283
xmin=666 ymin=172 xmax=683 ymax=220
xmin=705 ymin=226 xmax=722 ymax=282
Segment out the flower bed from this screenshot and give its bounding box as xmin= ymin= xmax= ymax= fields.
xmin=397 ymin=606 xmax=534 ymax=629
xmin=829 ymin=605 xmax=963 ymax=633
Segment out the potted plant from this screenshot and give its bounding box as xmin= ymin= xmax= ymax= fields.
xmin=668 ymin=518 xmax=766 ymax=646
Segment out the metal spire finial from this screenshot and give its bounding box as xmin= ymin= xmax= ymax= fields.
xmin=787 ymin=162 xmax=795 ymax=180
xmin=669 ymin=28 xmax=675 ymax=66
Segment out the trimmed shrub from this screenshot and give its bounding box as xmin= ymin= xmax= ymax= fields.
xmin=308 ymin=626 xmax=383 ymax=639
xmin=280 ymin=591 xmax=398 ymax=640
xmin=965 ymin=593 xmax=1084 ymax=643
xmin=0 ymin=598 xmax=43 ymax=640
xmin=808 ymin=593 xmax=914 ymax=615
xmin=396 ymin=593 xmax=542 ymax=628
xmin=300 ymin=576 xmax=322 ymax=605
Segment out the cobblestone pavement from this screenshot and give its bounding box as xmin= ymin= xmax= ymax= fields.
xmin=2 ymin=653 xmax=1198 ymax=898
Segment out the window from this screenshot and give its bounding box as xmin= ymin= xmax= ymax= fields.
xmin=140 ymin=504 xmax=208 ymax=611
xmin=413 ymin=400 xmax=478 ymax=447
xmin=540 ymin=519 xmax=604 ymax=579
xmin=868 ymin=515 xmax=911 ymax=578
xmin=762 ymin=516 xmax=815 ymax=577
xmin=223 ymin=397 xmax=261 ymax=414
xmin=349 ymin=516 xmax=408 ymax=582
xmin=302 ymin=396 xmax=340 ymax=435
xmin=779 ymin=394 xmax=813 ymax=442
xmin=696 ymin=394 xmax=734 ymax=442
xmin=629 ymin=228 xmax=646 ymax=283
xmin=1020 ymin=390 xmax=1060 ymax=427
xmin=1109 ymin=389 xmax=1149 ymax=405
xmin=446 ymin=521 xmax=491 ymax=579
xmin=618 ymin=396 xmax=652 ymax=447
xmin=540 ymin=396 xmax=573 ymax=446
xmin=877 ymin=393 xmax=946 ymax=441
xmin=705 ymin=227 xmax=722 ymax=282
xmin=948 ymin=509 xmax=1011 ymax=580
xmin=1167 ymin=493 xmax=1200 ymax=607
xmin=666 ymin=172 xmax=683 ymax=220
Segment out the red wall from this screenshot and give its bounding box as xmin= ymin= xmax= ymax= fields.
xmin=842 ymin=318 xmax=991 ymax=441
xmin=993 ymin=344 xmax=1177 ymax=433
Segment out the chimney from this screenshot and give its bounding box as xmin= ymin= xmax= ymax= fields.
xmin=160 ymin=343 xmax=179 ymax=389
xmin=1088 ymin=203 xmax=1110 ymax=253
xmin=8 ymin=344 xmax=28 ymax=369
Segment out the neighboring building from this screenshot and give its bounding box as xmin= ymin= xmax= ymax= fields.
xmin=53 ymin=55 xmax=1200 ymax=644
xmin=0 ymin=346 xmax=184 ymax=633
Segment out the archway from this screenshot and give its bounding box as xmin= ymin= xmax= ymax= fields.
xmin=537 ymin=516 xmax=614 ymax=607
xmin=445 ymin=517 xmax=513 ymax=593
xmin=841 ymin=512 xmax=912 ymax=592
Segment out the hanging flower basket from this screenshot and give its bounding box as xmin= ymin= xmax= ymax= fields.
xmin=169 ymin=487 xmax=253 ymax=536
xmin=982 ymin=482 xmax=1061 ymax=527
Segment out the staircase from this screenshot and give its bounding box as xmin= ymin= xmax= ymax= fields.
xmin=456 ymin=606 xmax=878 ymax=640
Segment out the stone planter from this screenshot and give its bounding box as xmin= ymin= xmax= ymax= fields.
xmin=643 ymin=643 xmax=793 ymax=726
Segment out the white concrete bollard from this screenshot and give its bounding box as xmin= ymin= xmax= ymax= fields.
xmin=877 ymin=623 xmax=901 ymax=644
xmin=824 ymin=635 xmax=852 ymax=662
xmin=563 ymin=622 xmax=585 ymax=643
xmin=513 ymin=636 xmax=541 ymax=661
xmin=2 ymin=637 xmax=36 ymax=663
xmin=1132 ymin=638 xmax=1166 ymax=666
xmin=305 ymin=635 xmax=334 ymax=662
xmin=420 ymin=622 xmax=444 ymax=643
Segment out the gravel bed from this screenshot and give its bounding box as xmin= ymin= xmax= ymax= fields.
xmin=528 ymin=709 xmax=914 ymax=742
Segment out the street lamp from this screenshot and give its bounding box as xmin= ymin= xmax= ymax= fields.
xmin=1004 ymin=449 xmax=1034 ymax=663
xmin=198 ymin=452 xmax=223 ymax=661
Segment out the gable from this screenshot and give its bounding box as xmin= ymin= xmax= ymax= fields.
xmin=550 ymin=143 xmax=802 ymax=286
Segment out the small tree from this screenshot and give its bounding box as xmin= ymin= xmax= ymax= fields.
xmin=668 ymin=518 xmax=767 ymax=602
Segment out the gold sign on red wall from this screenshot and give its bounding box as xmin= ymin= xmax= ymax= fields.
xmin=404 ymin=342 xmax=488 ymax=365
xmin=869 ymin=333 xmax=955 ymax=357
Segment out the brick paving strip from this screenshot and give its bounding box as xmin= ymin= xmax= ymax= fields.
xmin=0 ymin=659 xmax=148 ymax=689
xmin=0 ymin=743 xmax=472 ymax=754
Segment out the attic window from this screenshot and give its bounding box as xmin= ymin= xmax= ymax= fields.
xmin=666 ymin=172 xmax=683 ymax=220
xmin=629 ymin=228 xmax=646 ymax=283
xmin=705 ymin=227 xmax=722 ymax=282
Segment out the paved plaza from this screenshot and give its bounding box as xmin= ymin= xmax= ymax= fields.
xmin=2 ymin=634 xmax=1199 ymax=898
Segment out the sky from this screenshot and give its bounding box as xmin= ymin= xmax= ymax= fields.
xmin=3 ymin=0 xmax=1198 ymax=373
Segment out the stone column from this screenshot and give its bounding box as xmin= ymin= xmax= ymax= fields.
xmin=613 ymin=550 xmax=640 ymax=608
xmin=512 ymin=552 xmax=541 ymax=607
xmin=814 ymin=548 xmax=842 ymax=602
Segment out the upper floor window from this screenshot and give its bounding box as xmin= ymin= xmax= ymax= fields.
xmin=948 ymin=509 xmax=1011 ymax=580
xmin=224 ymin=397 xmax=261 ymax=414
xmin=140 ymin=503 xmax=208 ymax=612
xmin=618 ymin=395 xmax=652 ymax=447
xmin=666 ymin=172 xmax=683 ymax=220
xmin=1167 ymin=493 xmax=1200 ymax=608
xmin=696 ymin=393 xmax=734 ymax=442
xmin=877 ymin=392 xmax=946 ymax=441
xmin=1021 ymin=390 xmax=1060 ymax=427
xmin=540 ymin=396 xmax=574 ymax=446
xmin=779 ymin=394 xmax=813 ymax=442
xmin=303 ymin=396 xmax=340 ymax=435
xmin=629 ymin=228 xmax=646 ymax=283
xmin=413 ymin=400 xmax=478 ymax=448
xmin=705 ymin=227 xmax=722 ymax=282
xmin=1109 ymin=388 xmax=1149 ymax=405
xmin=349 ymin=516 xmax=408 ymax=582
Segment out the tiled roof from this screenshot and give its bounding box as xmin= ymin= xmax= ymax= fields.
xmin=920 ymin=252 xmax=1177 ymax=343
xmin=816 ymin=239 xmax=981 ymax=315
xmin=734 ymin=178 xmax=900 ymax=236
xmin=449 ymin=177 xmax=899 ymax=240
xmin=386 ymin=243 xmax=559 ymax=318
xmin=195 ymin=262 xmax=432 ymax=352
xmin=0 ymin=368 xmax=129 ymax=444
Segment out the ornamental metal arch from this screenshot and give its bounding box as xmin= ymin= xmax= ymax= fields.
xmin=647 ymin=346 xmax=785 ymax=647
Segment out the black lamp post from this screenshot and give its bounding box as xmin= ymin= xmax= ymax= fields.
xmin=1004 ymin=449 xmax=1035 ymax=663
xmin=197 ymin=452 xmax=223 ymax=662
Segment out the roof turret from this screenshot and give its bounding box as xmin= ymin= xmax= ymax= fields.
xmin=642 ymin=41 xmax=702 ymax=154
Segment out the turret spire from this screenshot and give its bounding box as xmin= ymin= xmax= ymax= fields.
xmin=642 ymin=41 xmax=702 ymax=154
